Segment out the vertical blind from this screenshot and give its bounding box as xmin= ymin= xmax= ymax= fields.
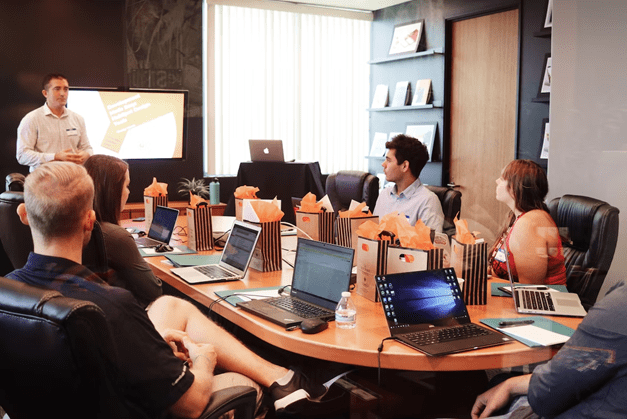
xmin=211 ymin=4 xmax=370 ymax=175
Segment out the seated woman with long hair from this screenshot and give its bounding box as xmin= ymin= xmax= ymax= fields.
xmin=489 ymin=159 xmax=566 ymax=285
xmin=84 ymin=154 xmax=162 ymax=307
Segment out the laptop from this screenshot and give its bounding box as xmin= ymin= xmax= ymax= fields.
xmin=237 ymin=238 xmax=355 ymax=328
xmin=135 ymin=206 xmax=179 ymax=248
xmin=249 ymin=139 xmax=285 ymax=162
xmin=171 ymin=221 xmax=261 ymax=284
xmin=505 ymin=250 xmax=587 ymax=317
xmin=375 ymin=268 xmax=512 ymax=356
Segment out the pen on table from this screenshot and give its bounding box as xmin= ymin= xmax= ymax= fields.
xmin=498 ymin=319 xmax=535 ymax=328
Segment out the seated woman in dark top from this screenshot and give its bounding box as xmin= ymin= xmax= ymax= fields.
xmin=84 ymin=154 xmax=162 ymax=307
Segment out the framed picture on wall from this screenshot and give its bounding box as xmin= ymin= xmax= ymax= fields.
xmin=388 ymin=20 xmax=424 ymax=56
xmin=405 ymin=122 xmax=437 ymax=161
xmin=540 ymin=118 xmax=550 ymax=159
xmin=536 ymin=53 xmax=551 ymax=100
xmin=544 ymin=0 xmax=553 ymax=28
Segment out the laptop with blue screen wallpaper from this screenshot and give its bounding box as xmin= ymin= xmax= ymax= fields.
xmin=375 ymin=268 xmax=511 ymax=356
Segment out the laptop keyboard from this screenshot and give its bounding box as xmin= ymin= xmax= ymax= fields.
xmin=519 ymin=290 xmax=555 ymax=312
xmin=194 ymin=265 xmax=237 ymax=279
xmin=403 ymin=324 xmax=490 ymax=346
xmin=267 ymin=296 xmax=333 ymax=319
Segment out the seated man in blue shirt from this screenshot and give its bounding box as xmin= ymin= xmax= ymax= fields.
xmin=8 ymin=162 xmax=326 ymax=418
xmin=373 ymin=134 xmax=444 ymax=232
xmin=471 ymin=282 xmax=627 ymax=419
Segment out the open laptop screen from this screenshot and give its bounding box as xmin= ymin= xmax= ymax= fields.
xmin=290 ymin=238 xmax=354 ymax=309
xmin=148 ymin=206 xmax=179 ymax=242
xmin=377 ymin=269 xmax=469 ymax=331
xmin=220 ymin=222 xmax=260 ymax=271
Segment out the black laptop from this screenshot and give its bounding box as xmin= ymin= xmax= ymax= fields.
xmin=237 ymin=238 xmax=354 ymax=328
xmin=135 ymin=206 xmax=179 ymax=248
xmin=375 ymin=268 xmax=512 ymax=356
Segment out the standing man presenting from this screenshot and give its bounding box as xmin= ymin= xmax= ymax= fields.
xmin=16 ymin=73 xmax=92 ymax=171
xmin=374 ymin=134 xmax=444 ymax=232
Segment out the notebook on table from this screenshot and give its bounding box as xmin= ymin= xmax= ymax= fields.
xmin=375 ymin=268 xmax=512 ymax=356
xmin=249 ymin=139 xmax=285 ymax=162
xmin=505 ymin=250 xmax=587 ymax=317
xmin=171 ymin=221 xmax=261 ymax=284
xmin=134 ymin=206 xmax=179 ymax=248
xmin=237 ymin=238 xmax=355 ymax=328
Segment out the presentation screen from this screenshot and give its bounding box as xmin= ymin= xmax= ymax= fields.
xmin=67 ymin=88 xmax=188 ymax=160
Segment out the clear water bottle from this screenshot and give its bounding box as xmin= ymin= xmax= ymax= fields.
xmin=335 ymin=291 xmax=356 ymax=329
xmin=209 ymin=178 xmax=220 ymax=205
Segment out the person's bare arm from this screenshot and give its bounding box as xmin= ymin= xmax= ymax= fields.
xmin=471 ymin=374 xmax=531 ymax=419
xmin=168 ymin=336 xmax=217 ymax=418
xmin=54 ymin=148 xmax=84 ymax=164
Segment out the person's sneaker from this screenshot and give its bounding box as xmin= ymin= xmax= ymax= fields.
xmin=269 ymin=370 xmax=328 ymax=413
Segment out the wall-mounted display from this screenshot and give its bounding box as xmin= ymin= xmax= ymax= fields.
xmin=388 ymin=20 xmax=424 ymax=56
xmin=536 ymin=53 xmax=551 ymax=100
xmin=406 ymin=122 xmax=437 ymax=161
xmin=540 ymin=118 xmax=550 ymax=159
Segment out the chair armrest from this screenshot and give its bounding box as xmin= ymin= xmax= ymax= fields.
xmin=198 ymin=385 xmax=258 ymax=419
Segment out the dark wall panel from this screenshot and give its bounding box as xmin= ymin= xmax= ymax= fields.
xmin=0 ymin=0 xmax=205 ymax=203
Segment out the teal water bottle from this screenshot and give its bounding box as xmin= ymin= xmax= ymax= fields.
xmin=209 ymin=178 xmax=220 ymax=205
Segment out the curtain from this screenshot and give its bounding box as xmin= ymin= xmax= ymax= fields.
xmin=210 ymin=4 xmax=370 ymax=175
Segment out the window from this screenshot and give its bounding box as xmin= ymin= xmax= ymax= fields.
xmin=204 ymin=2 xmax=371 ymax=175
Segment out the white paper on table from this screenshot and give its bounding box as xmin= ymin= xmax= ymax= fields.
xmin=142 ymin=247 xmax=183 ymax=255
xmin=233 ymin=289 xmax=282 ymax=301
xmin=502 ymin=325 xmax=570 ymax=346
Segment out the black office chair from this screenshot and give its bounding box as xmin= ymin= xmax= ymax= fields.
xmin=325 ymin=170 xmax=379 ymax=214
xmin=0 ymin=276 xmax=258 ymax=419
xmin=425 ymin=185 xmax=462 ymax=238
xmin=547 ymin=194 xmax=620 ymax=310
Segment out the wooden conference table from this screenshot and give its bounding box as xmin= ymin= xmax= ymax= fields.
xmin=127 ymin=218 xmax=583 ymax=372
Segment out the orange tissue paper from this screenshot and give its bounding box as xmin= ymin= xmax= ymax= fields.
xmin=144 ymin=177 xmax=168 ymax=197
xmin=188 ymin=192 xmax=209 ymax=209
xmin=453 ymin=216 xmax=479 ymax=244
xmin=234 ymin=186 xmax=259 ymax=199
xmin=356 ymin=213 xmax=433 ymax=250
xmin=250 ymin=199 xmax=284 ymax=222
xmin=298 ymin=192 xmax=324 ymax=213
xmin=339 ymin=202 xmax=372 ymax=218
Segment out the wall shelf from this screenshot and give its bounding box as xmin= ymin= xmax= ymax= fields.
xmin=532 ymin=97 xmax=550 ymax=103
xmin=369 ymin=101 xmax=443 ymax=112
xmin=368 ymin=48 xmax=444 ymax=65
xmin=533 ymin=28 xmax=551 ymax=38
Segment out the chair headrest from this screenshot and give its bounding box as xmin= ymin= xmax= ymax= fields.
xmin=0 ymin=190 xmax=25 ymax=204
xmin=551 ymin=195 xmax=606 ymax=249
xmin=5 ymin=173 xmax=25 ymax=192
xmin=0 ymin=276 xmax=98 ymax=322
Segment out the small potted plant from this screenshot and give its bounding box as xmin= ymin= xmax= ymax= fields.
xmin=177 ymin=177 xmax=210 ymax=202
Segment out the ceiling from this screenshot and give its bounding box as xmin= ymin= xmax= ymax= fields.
xmin=269 ymin=0 xmax=411 ymax=12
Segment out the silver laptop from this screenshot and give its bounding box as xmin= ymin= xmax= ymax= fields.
xmin=249 ymin=139 xmax=285 ymax=162
xmin=171 ymin=221 xmax=261 ymax=284
xmin=505 ymin=250 xmax=587 ymax=317
xmin=135 ymin=206 xmax=179 ymax=248
xmin=376 ymin=268 xmax=511 ymax=356
xmin=237 ymin=238 xmax=355 ymax=328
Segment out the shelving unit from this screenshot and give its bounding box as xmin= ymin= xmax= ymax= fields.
xmin=368 ymin=46 xmax=445 ymax=171
xmin=368 ymin=47 xmax=444 ymax=64
xmin=369 ymin=100 xmax=443 ymax=112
